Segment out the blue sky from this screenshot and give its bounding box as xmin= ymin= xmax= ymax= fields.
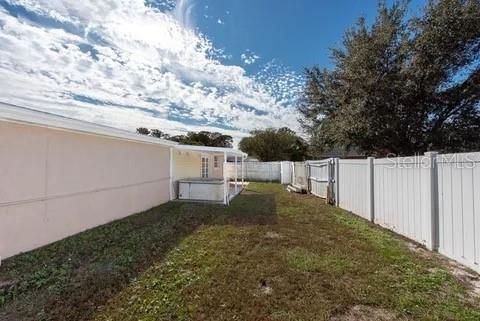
xmin=0 ymin=0 xmax=426 ymax=143
xmin=193 ymin=0 xmax=425 ymax=72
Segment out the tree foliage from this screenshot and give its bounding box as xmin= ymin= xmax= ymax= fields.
xmin=136 ymin=127 xmax=150 ymax=136
xmin=169 ymin=131 xmax=233 ymax=148
xmin=136 ymin=128 xmax=233 ymax=148
xmin=150 ymin=129 xmax=169 ymax=139
xmin=299 ymin=0 xmax=480 ymax=156
xmin=239 ymin=127 xmax=309 ymax=161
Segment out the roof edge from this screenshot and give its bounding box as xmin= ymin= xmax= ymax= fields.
xmin=174 ymin=144 xmax=247 ymax=157
xmin=0 ymin=102 xmax=178 ymax=147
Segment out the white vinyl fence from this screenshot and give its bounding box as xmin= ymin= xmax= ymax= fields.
xmin=373 ymin=155 xmax=436 ymax=249
xmin=437 ymin=152 xmax=480 ymax=270
xmin=280 ymin=161 xmax=293 ymax=184
xmin=305 ymin=151 xmax=480 ymax=273
xmin=226 ymin=161 xmax=281 ymax=182
xmin=225 ymin=161 xmax=311 ymax=184
xmin=337 ymin=159 xmax=371 ymax=220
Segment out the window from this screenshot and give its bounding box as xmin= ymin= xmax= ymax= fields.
xmin=214 ymin=156 xmax=219 ymax=168
xmin=201 ymin=156 xmax=209 ymax=178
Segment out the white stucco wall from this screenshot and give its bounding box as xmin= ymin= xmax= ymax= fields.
xmin=0 ymin=121 xmax=171 ymax=259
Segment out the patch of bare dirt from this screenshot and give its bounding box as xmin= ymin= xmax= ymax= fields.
xmin=0 ymin=279 xmax=17 ymax=291
xmin=448 ymin=263 xmax=480 ymax=298
xmin=405 ymin=242 xmax=432 ymax=259
xmin=406 ymin=241 xmax=480 ymax=299
xmin=256 ymin=279 xmax=273 ymax=296
xmin=330 ymin=305 xmax=404 ymax=321
xmin=264 ymin=231 xmax=283 ymax=239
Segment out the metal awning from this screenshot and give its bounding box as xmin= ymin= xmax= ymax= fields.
xmin=173 ymin=144 xmax=247 ymax=158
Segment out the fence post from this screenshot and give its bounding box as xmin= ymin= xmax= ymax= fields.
xmin=367 ymin=157 xmax=375 ymax=222
xmin=290 ymin=162 xmax=296 ymax=185
xmin=334 ymin=158 xmax=340 ymax=206
xmin=306 ymin=161 xmax=311 ymax=193
xmin=425 ymin=151 xmax=439 ymax=251
xmin=280 ymin=161 xmax=284 ymax=184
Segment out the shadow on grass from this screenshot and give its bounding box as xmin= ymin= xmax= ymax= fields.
xmin=0 ymin=191 xmax=276 ymax=321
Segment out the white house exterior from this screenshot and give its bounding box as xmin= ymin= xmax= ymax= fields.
xmin=0 ymin=103 xmax=246 ymax=259
xmin=172 ymin=144 xmax=247 ymax=204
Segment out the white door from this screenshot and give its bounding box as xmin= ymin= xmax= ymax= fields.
xmin=201 ymin=156 xmax=209 ymax=178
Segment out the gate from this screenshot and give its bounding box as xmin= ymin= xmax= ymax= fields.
xmin=292 ymin=162 xmax=308 ymax=190
xmin=280 ymin=161 xmax=293 ymax=184
xmin=306 ymin=159 xmax=335 ymax=203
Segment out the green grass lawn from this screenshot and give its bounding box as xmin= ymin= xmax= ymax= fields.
xmin=1 ymin=183 xmax=479 ymax=321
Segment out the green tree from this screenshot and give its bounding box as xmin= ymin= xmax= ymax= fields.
xmin=299 ymin=0 xmax=480 ymax=156
xmin=150 ymin=129 xmax=170 ymax=139
xmin=137 ymin=127 xmax=233 ymax=148
xmin=136 ymin=127 xmax=150 ymax=136
xmin=170 ymin=131 xmax=233 ymax=148
xmin=239 ymin=127 xmax=309 ymax=161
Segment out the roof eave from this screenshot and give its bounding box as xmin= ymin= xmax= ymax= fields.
xmin=0 ymin=102 xmax=178 ymax=147
xmin=174 ymin=144 xmax=247 ymax=157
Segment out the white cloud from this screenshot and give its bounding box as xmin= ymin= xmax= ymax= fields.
xmin=172 ymin=0 xmax=195 ymax=29
xmin=217 ymin=18 xmax=224 ymax=25
xmin=0 ymin=0 xmax=303 ymax=144
xmin=240 ymin=50 xmax=260 ymax=65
